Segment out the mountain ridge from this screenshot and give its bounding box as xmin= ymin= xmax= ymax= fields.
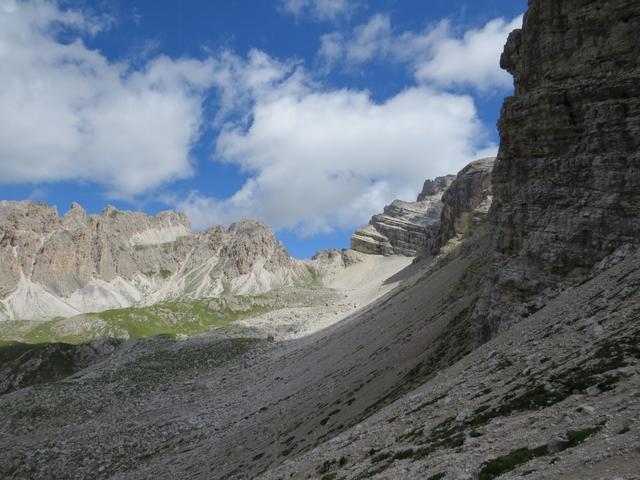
xmin=1 ymin=1 xmax=639 ymax=478
xmin=0 ymin=201 xmax=311 ymax=321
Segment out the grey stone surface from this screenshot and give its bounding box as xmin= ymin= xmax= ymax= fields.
xmin=475 ymin=0 xmax=640 ymax=334
xmin=351 ymin=175 xmax=455 ymax=256
xmin=435 ymin=157 xmax=494 ymax=252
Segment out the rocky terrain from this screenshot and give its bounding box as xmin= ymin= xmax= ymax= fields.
xmin=1 ymin=0 xmax=639 ymax=479
xmin=1 ymin=214 xmax=637 ymax=480
xmin=434 ymin=157 xmax=494 ymax=253
xmin=0 ymin=202 xmax=313 ymax=321
xmin=473 ymin=0 xmax=640 ymax=334
xmin=351 ymin=175 xmax=455 ymax=256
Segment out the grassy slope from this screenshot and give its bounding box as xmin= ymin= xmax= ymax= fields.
xmin=0 ymin=294 xmax=283 ymax=346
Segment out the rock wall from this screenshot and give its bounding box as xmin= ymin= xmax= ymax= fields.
xmin=475 ymin=0 xmax=640 ymax=334
xmin=435 ymin=157 xmax=494 ymax=252
xmin=351 ymin=175 xmax=454 ymax=256
xmin=0 ymin=201 xmax=310 ymax=321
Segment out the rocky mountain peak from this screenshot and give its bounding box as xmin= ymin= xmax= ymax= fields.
xmin=227 ymin=218 xmax=271 ymax=235
xmin=0 ymin=201 xmax=312 ymax=321
xmin=61 ymin=202 xmax=88 ymax=228
xmin=417 ymin=175 xmax=456 ymax=201
xmin=0 ymin=200 xmax=58 ymax=234
xmin=351 ymin=175 xmax=455 ymax=256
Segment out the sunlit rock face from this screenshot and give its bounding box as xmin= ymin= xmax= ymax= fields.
xmin=0 ymin=202 xmax=311 ymax=321
xmin=475 ymin=0 xmax=640 ymax=334
xmin=351 ymin=175 xmax=455 ymax=256
xmin=435 ymin=157 xmax=495 ymax=252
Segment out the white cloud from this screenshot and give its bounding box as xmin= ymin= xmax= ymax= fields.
xmin=280 ymin=0 xmax=355 ymax=22
xmin=1 ymin=1 xmax=507 ymax=238
xmin=319 ymin=14 xmax=523 ymax=92
xmin=344 ymin=13 xmax=392 ymax=63
xmin=414 ymin=17 xmax=523 ymax=90
xmin=318 ymin=32 xmax=344 ymax=71
xmin=0 ymin=0 xmax=215 ymax=198
xmin=208 ymin=49 xmax=300 ymax=126
xmin=177 ymin=51 xmax=495 ymax=234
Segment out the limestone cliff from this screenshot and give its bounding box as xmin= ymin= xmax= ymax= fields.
xmin=475 ymin=0 xmax=640 ymax=334
xmin=434 ymin=157 xmax=494 ymax=252
xmin=351 ymin=175 xmax=455 ymax=256
xmin=0 ymin=202 xmax=311 ymax=321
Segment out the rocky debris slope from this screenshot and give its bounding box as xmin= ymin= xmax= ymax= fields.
xmin=0 ymin=338 xmax=121 ymax=395
xmin=1 ymin=225 xmax=638 ymax=480
xmin=0 ymin=201 xmax=312 ymax=321
xmin=475 ymin=0 xmax=640 ymax=334
xmin=263 ymin=249 xmax=640 ymax=480
xmin=351 ymin=175 xmax=454 ymax=256
xmin=0 ymin=224 xmax=489 ymax=480
xmin=2 ymin=1 xmax=640 ymax=479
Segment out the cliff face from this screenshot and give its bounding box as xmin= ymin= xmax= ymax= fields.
xmin=351 ymin=175 xmax=455 ymax=256
xmin=435 ymin=157 xmax=494 ymax=251
xmin=477 ymin=0 xmax=640 ymax=333
xmin=0 ymin=201 xmax=309 ymax=321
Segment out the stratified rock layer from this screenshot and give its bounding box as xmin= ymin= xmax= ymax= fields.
xmin=477 ymin=0 xmax=640 ymax=333
xmin=0 ymin=202 xmax=311 ymax=321
xmin=351 ymin=176 xmax=455 ymax=256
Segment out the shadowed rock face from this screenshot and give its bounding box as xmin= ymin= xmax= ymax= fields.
xmin=351 ymin=175 xmax=455 ymax=256
xmin=476 ymin=0 xmax=640 ymax=333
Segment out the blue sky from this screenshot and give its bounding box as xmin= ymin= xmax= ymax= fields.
xmin=0 ymin=0 xmax=525 ymax=258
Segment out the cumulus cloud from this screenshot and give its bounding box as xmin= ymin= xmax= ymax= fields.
xmin=1 ymin=1 xmax=510 ymax=238
xmin=0 ymin=0 xmax=215 ymax=198
xmin=280 ymin=0 xmax=356 ymax=22
xmin=176 ymin=51 xmax=495 ymax=234
xmin=318 ymin=14 xmax=523 ymax=92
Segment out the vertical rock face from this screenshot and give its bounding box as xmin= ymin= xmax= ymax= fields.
xmin=435 ymin=157 xmax=494 ymax=251
xmin=477 ymin=0 xmax=640 ymax=333
xmin=351 ymin=175 xmax=455 ymax=256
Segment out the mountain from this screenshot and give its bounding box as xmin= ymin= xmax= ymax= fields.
xmin=434 ymin=157 xmax=494 ymax=252
xmin=0 ymin=201 xmax=312 ymax=321
xmin=351 ymin=174 xmax=455 ymax=256
xmin=473 ymin=0 xmax=640 ymax=335
xmin=350 ymin=158 xmax=495 ymax=259
xmin=1 ymin=0 xmax=640 ymax=479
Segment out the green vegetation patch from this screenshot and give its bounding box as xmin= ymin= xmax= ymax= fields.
xmin=304 ymin=265 xmax=321 ymax=287
xmin=0 ymin=296 xmax=275 ymax=345
xmin=478 ymin=426 xmax=601 ymax=479
xmin=479 ymin=445 xmax=548 ymax=480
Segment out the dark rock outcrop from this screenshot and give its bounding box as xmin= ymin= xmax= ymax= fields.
xmin=0 ymin=339 xmax=121 ymax=395
xmin=476 ymin=0 xmax=640 ymax=333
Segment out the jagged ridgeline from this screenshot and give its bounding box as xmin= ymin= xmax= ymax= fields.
xmin=0 ymin=201 xmax=312 ymax=322
xmin=1 ymin=0 xmax=640 ymax=479
xmin=351 ymin=158 xmax=494 ymax=257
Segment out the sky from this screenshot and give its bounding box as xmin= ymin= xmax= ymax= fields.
xmin=0 ymin=0 xmax=526 ymax=258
